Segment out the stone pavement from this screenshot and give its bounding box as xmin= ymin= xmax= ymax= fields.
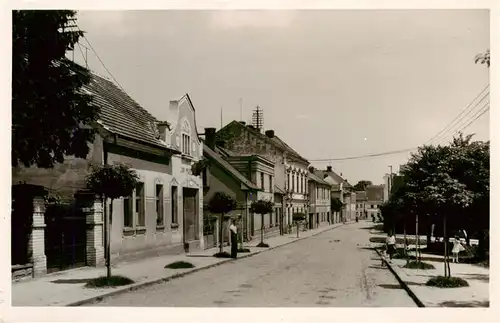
xmin=12 ymin=222 xmax=345 ymax=306
xmin=369 ymin=227 xmax=489 ymax=307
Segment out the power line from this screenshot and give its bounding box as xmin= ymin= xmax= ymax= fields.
xmin=426 ymin=85 xmax=489 ymax=145
xmin=435 ymin=101 xmax=490 ymax=146
xmin=308 ymin=87 xmax=490 ymax=162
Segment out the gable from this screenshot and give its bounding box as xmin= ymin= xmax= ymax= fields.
xmin=169 ymin=95 xmax=203 ymax=159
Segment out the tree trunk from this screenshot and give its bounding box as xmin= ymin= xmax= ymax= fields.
xmin=416 ymin=213 xmax=420 ymax=263
xmin=443 ymin=215 xmax=449 ymax=278
xmin=219 ymin=213 xmax=224 ymax=253
xmin=260 ymin=213 xmax=264 ymax=244
xmin=296 ymin=222 xmax=299 ymax=238
xmin=404 ymin=223 xmax=409 ymax=266
xmin=106 ymin=198 xmax=112 ymax=278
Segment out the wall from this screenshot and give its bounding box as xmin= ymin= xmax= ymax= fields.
xmin=12 ymin=135 xmax=104 ymax=200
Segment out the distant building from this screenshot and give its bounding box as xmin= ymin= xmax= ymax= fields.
xmin=307 ymin=167 xmax=332 ymax=229
xmin=316 ymin=166 xmax=355 ymax=223
xmin=355 ymin=191 xmax=367 ymax=219
xmin=365 ymin=185 xmax=385 ymax=220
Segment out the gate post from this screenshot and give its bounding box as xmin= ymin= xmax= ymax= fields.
xmin=30 ymin=196 xmax=47 ymax=277
xmin=78 ymin=192 xmax=104 ymax=266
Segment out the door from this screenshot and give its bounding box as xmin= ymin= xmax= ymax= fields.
xmin=182 ymin=188 xmax=198 ymax=243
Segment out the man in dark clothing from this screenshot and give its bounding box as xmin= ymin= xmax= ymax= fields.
xmin=229 ymin=219 xmax=238 ymax=259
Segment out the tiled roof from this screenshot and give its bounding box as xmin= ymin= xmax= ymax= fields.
xmin=204 ymin=145 xmax=259 ymax=190
xmin=316 ymin=169 xmax=351 ymax=187
xmin=220 ymin=121 xmax=308 ymax=163
xmin=366 ymin=185 xmax=384 ymax=201
xmin=308 ymin=172 xmax=330 ymax=186
xmin=84 ymin=73 xmax=173 ymax=150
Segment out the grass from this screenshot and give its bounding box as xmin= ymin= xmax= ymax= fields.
xmin=426 ymin=276 xmax=469 ymax=288
xmin=164 ymin=261 xmax=195 ymax=269
xmin=403 ymin=260 xmax=435 ymax=270
xmin=256 ymin=242 xmax=270 ymax=248
xmin=84 ymin=275 xmax=135 ymax=288
xmin=213 ymin=251 xmax=232 ymax=258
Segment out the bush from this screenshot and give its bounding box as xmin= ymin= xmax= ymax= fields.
xmin=84 ymin=275 xmax=135 ymax=288
xmin=164 ymin=261 xmax=195 ymax=269
xmin=426 ymin=276 xmax=469 ymax=288
xmin=403 ymin=260 xmax=435 ymax=270
xmin=237 ymin=248 xmax=251 ymax=253
xmin=256 ymin=242 xmax=270 ymax=248
xmin=213 ymin=251 xmax=232 ymax=258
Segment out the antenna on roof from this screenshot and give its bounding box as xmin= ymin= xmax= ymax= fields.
xmin=252 ymin=105 xmax=264 ymax=132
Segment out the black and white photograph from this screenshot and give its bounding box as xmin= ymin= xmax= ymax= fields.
xmin=4 ymin=1 xmax=497 ymax=322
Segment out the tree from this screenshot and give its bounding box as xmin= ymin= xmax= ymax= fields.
xmin=12 ymin=10 xmax=99 ymax=168
xmin=330 ymin=197 xmax=342 ymax=223
xmin=292 ymin=213 xmax=306 ymax=238
xmin=86 ymin=163 xmax=140 ymax=278
xmin=353 ymin=180 xmax=373 ymax=191
xmin=475 ymin=49 xmax=490 ymax=68
xmin=250 ymin=199 xmax=274 ymax=247
xmin=207 ymin=192 xmax=237 ymax=253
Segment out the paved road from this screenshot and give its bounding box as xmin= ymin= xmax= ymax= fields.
xmin=91 ymin=222 xmax=416 ymax=307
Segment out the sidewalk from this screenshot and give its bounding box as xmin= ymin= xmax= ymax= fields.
xmin=12 ymin=222 xmax=346 ymax=306
xmin=370 ymin=230 xmax=489 ymax=307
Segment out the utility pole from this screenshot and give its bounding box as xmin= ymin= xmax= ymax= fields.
xmin=388 ymin=165 xmax=393 ymax=197
xmin=220 ymin=106 xmax=223 ymax=129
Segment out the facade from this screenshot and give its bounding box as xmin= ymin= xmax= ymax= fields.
xmin=216 ymin=121 xmax=309 ymax=232
xmin=318 ymin=166 xmax=355 ymax=222
xmin=11 ymin=74 xmax=203 ymax=278
xmin=355 ymin=191 xmax=367 ymax=219
xmin=365 ymin=185 xmax=385 ymax=221
xmin=201 ymin=141 xmax=260 ymax=249
xmin=307 ymin=167 xmax=332 ymax=229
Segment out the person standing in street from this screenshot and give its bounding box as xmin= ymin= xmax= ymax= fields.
xmin=452 ymin=234 xmax=465 ymax=263
xmin=386 ymin=232 xmax=396 ymax=263
xmin=229 ymin=218 xmax=238 ymax=259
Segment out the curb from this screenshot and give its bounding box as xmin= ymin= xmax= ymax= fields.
xmin=374 ymin=248 xmax=425 ymax=308
xmin=67 ymin=223 xmax=344 ymax=306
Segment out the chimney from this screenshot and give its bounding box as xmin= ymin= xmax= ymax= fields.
xmin=308 ymin=166 xmax=315 ymax=173
xmin=205 ymin=127 xmax=216 ymax=150
xmin=265 ymin=130 xmax=275 ymax=138
xmin=326 ymin=166 xmax=332 ymax=172
xmin=239 ymin=121 xmax=246 ymax=126
xmin=157 ymin=121 xmax=170 ymax=142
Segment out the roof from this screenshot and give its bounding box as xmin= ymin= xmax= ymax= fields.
xmin=203 ymin=145 xmax=259 ymax=190
xmin=308 ymin=172 xmax=330 ymax=186
xmin=366 ymin=185 xmax=384 ymax=201
xmin=218 ymin=121 xmax=309 ymax=163
xmin=355 ymin=191 xmax=367 ymax=201
xmin=274 ymin=185 xmax=285 ymax=194
xmin=316 ymin=169 xmax=352 ymax=187
xmin=85 ymin=73 xmax=174 ymax=150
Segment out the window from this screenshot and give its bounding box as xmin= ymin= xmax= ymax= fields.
xmin=287 ymin=172 xmax=290 ymax=191
xmin=171 ymin=186 xmax=178 ymax=225
xmin=182 ymin=133 xmax=191 ymax=155
xmin=292 ymin=174 xmax=295 ymax=192
xmin=260 ymin=172 xmax=265 ymax=190
xmin=371 ymin=204 xmax=374 ymax=208
xmin=269 ymin=174 xmax=273 ymax=192
xmin=299 ymin=175 xmax=302 ymax=193
xmin=156 ymin=184 xmax=164 ymax=226
xmin=135 ymin=182 xmax=145 ymax=227
xmin=123 ymin=195 xmax=133 ymax=228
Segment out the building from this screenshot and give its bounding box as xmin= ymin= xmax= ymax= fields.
xmin=318 ymin=166 xmax=355 ymax=222
xmin=365 ymin=185 xmax=385 ymax=221
xmin=355 ymin=191 xmax=367 ymax=219
xmin=216 ymin=121 xmax=309 ymax=232
xmin=201 ymin=132 xmax=260 ymax=248
xmin=307 ymin=167 xmax=332 ymax=228
xmin=11 ymin=74 xmax=203 ymax=278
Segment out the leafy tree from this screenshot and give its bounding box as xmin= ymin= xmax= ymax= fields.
xmin=250 ymin=199 xmax=274 ymax=247
xmin=12 ymin=10 xmax=99 ymax=168
xmin=475 ymin=49 xmax=490 ymax=68
xmin=207 ymin=192 xmax=237 ymax=253
xmin=353 ymin=180 xmax=373 ymax=191
xmin=292 ymin=213 xmax=306 ymax=238
xmin=86 ymin=163 xmax=140 ymax=277
xmin=331 ymin=197 xmax=342 ymax=213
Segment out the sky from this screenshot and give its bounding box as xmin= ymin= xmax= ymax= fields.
xmin=73 ymin=9 xmax=490 ymax=185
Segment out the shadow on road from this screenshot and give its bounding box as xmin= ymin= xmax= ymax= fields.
xmin=439 ymin=300 xmax=489 ymax=307
xmin=50 ymin=278 xmax=92 ymax=284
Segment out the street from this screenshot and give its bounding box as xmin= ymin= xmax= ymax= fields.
xmin=90 ymin=222 xmax=416 ymax=307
